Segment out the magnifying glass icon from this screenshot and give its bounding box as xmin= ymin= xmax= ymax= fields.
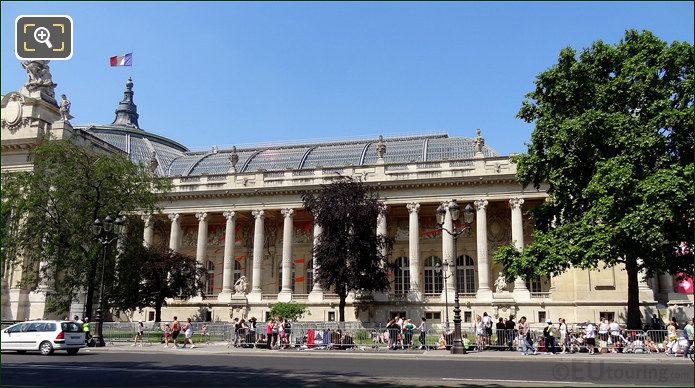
xmin=33 ymin=27 xmax=53 ymax=49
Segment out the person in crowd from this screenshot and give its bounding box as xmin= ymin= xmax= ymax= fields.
xmin=418 ymin=317 xmax=428 ymax=350
xmin=171 ymin=316 xmax=181 ymax=348
xmin=386 ymin=318 xmax=399 ymax=350
xmin=684 ymin=318 xmax=693 ymax=358
xmin=558 ymin=318 xmax=568 ymax=354
xmin=395 ymin=315 xmax=405 ymax=349
xmin=403 ymin=319 xmax=415 ymax=349
xmin=73 ymin=315 xmax=83 ymax=324
xmin=543 ymin=319 xmax=558 ymax=354
xmin=182 ymin=318 xmax=195 ymax=349
xmin=163 ymin=323 xmax=172 ymax=348
xmin=665 ymin=318 xmax=679 ymax=355
xmin=609 ymin=319 xmax=621 ymax=349
xmin=651 ymin=314 xmax=663 ymax=330
xmin=474 ymin=315 xmax=485 ymax=351
xmin=247 ymin=317 xmax=258 ymax=348
xmin=519 ymin=316 xmax=536 ymax=355
xmin=82 ymin=317 xmax=92 ymax=345
xmin=505 ymin=316 xmax=516 ymax=351
xmin=283 ymin=319 xmax=292 ymax=349
xmin=201 ymin=323 xmax=209 ymax=343
xmin=232 ymin=318 xmax=241 ymax=347
xmin=585 ymin=320 xmax=597 ymax=354
xmin=482 ymin=312 xmax=493 ymax=348
xmin=266 ymin=318 xmax=273 ymax=349
xmin=496 ymin=318 xmax=506 ymax=349
xmin=240 ymin=319 xmax=250 ymax=347
xmin=598 ymin=318 xmax=609 ymax=342
xmin=132 ymin=321 xmax=144 ymax=347
xmin=437 ymin=333 xmax=447 ymax=350
xmin=644 ymin=336 xmax=659 ymax=353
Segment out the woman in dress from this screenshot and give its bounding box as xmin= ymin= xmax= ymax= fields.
xmin=182 ymin=318 xmax=195 ymax=349
xmin=475 ymin=315 xmax=485 ymax=351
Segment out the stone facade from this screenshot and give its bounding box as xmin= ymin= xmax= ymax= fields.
xmin=2 ymin=67 xmax=692 ymax=326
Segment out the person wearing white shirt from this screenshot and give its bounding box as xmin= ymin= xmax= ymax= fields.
xmin=418 ymin=317 xmax=428 ymax=350
xmin=585 ymin=322 xmax=596 ymax=354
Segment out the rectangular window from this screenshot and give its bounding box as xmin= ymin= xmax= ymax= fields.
xmin=526 ymin=277 xmax=542 ymax=293
xmin=464 ymin=311 xmax=472 ymax=323
xmin=328 ymin=311 xmax=336 ymax=322
xmin=425 ymin=312 xmax=441 ymax=321
xmin=599 ymin=312 xmax=615 ymax=322
xmin=538 ymin=311 xmax=546 ymax=323
xmin=148 ymin=311 xmax=155 ymax=322
xmin=424 ymin=270 xmax=443 ymax=294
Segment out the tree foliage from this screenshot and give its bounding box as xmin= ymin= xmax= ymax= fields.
xmin=112 ymin=223 xmax=206 ymax=322
xmin=302 ymin=177 xmax=392 ymax=322
xmin=1 ymin=139 xmax=170 ymax=317
xmin=269 ymin=302 xmax=309 ymax=321
xmin=494 ymin=30 xmax=693 ymax=328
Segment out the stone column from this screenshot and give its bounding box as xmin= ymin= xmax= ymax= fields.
xmin=248 ymin=210 xmax=265 ymax=302
xmin=278 ymin=209 xmax=294 ymax=302
xmin=441 ymin=201 xmax=456 ymax=302
xmin=142 ymin=214 xmax=154 ymax=247
xmin=510 ymin=198 xmax=530 ymax=300
xmin=219 ymin=211 xmax=236 ymax=301
xmin=659 ymin=273 xmax=674 ymax=294
xmin=168 ymin=213 xmax=181 ymax=252
xmin=474 ymin=199 xmax=492 ymax=300
xmin=637 ymin=259 xmax=655 ymax=301
xmin=407 ymin=203 xmax=422 ymax=301
xmin=195 ymin=212 xmax=208 ymax=266
xmin=374 ymin=205 xmax=389 ymax=301
xmin=308 ymin=220 xmax=324 ymax=302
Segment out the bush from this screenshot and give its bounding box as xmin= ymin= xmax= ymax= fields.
xmin=269 ymin=302 xmax=308 ymax=321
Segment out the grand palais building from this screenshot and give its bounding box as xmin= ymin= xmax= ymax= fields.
xmin=2 ymin=63 xmax=693 ymax=326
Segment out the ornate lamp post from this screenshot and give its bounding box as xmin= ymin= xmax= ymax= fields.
xmin=436 ymin=200 xmax=475 ymax=355
xmin=434 ymin=261 xmax=453 ymax=332
xmin=90 ymin=215 xmax=124 ymax=347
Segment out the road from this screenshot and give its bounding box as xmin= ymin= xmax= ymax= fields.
xmin=1 ymin=350 xmax=693 ymax=387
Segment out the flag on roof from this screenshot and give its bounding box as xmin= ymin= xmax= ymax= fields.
xmin=110 ymin=53 xmax=132 ymax=67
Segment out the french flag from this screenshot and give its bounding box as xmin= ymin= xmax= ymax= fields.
xmin=110 ymin=53 xmax=132 ymax=67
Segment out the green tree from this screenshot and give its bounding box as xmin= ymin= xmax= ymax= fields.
xmin=112 ymin=226 xmax=207 ymax=322
xmin=269 ymin=302 xmax=309 ymax=321
xmin=1 ymin=139 xmax=169 ymax=317
xmin=302 ymin=177 xmax=392 ymax=322
xmin=494 ymin=30 xmax=693 ymax=329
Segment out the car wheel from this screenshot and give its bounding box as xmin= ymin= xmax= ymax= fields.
xmin=39 ymin=341 xmax=54 ymax=356
xmin=66 ymin=348 xmax=79 ymax=355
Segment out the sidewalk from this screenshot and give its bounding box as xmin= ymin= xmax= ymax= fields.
xmin=88 ymin=342 xmax=693 ymax=363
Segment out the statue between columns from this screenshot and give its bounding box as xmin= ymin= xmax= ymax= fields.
xmin=234 ymin=276 xmax=249 ymax=295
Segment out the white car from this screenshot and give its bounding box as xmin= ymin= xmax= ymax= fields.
xmin=1 ymin=320 xmax=85 ymax=355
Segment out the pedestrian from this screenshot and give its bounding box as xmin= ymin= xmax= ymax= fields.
xmin=684 ymin=318 xmax=693 ymax=358
xmin=558 ymin=318 xmax=568 ymax=354
xmin=83 ymin=317 xmax=92 ymax=345
xmin=265 ymin=319 xmax=272 ymax=349
xmin=283 ymin=319 xmax=292 ymax=349
xmin=271 ymin=319 xmax=279 ymax=349
xmin=278 ymin=318 xmax=286 ymax=348
xmin=474 ymin=315 xmax=485 ymax=350
xmin=182 ymin=318 xmax=195 ymax=349
xmin=233 ymin=318 xmax=241 ymax=347
xmin=598 ymin=318 xmax=609 ymax=342
xmin=505 ymin=316 xmax=516 ymax=351
xmin=496 ymin=318 xmax=506 ymax=349
xmin=543 ymin=319 xmax=557 ymax=354
xmin=163 ymin=323 xmax=172 ymax=348
xmin=418 ymin=317 xmax=427 ymax=350
xmin=171 ymin=316 xmax=181 ymax=348
xmin=395 ymin=315 xmax=404 ymax=349
xmin=386 ymin=318 xmax=399 ymax=349
xmin=403 ymin=319 xmax=415 ymax=349
xmin=132 ymin=321 xmax=144 ymax=347
xmin=248 ymin=317 xmax=258 ymax=347
xmin=482 ymin=312 xmax=493 ymax=348
xmin=584 ymin=321 xmax=596 ymax=354
xmin=519 ymin=316 xmax=537 ymax=355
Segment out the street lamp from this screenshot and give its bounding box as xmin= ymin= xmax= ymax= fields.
xmin=436 ymin=200 xmax=475 ymax=355
xmin=434 ymin=261 xmax=453 ymax=332
xmin=91 ymin=215 xmax=124 ymax=347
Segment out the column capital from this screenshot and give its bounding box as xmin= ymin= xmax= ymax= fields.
xmin=195 ymin=212 xmax=208 ymax=221
xmin=281 ymin=208 xmax=294 ymax=218
xmin=378 ymin=203 xmax=389 ymax=215
xmin=406 ymin=202 xmax=420 ymax=213
xmin=474 ymin=199 xmax=489 ymax=211
xmin=141 ymin=213 xmax=153 ymax=225
xmin=252 ymin=209 xmax=265 ymax=219
xmin=167 ymin=213 xmax=180 ymax=222
xmin=223 ymin=210 xmax=236 ymax=220
xmin=509 ymin=198 xmax=525 ymax=210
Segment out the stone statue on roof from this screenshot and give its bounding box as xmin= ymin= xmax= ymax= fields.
xmin=474 ymin=128 xmax=485 ymax=154
xmin=148 ymin=151 xmax=158 ymax=174
xmin=376 ymin=135 xmax=386 ymax=160
xmin=228 ymin=146 xmax=239 ymax=174
xmin=59 ymin=94 xmax=73 ymax=122
xmin=20 ymin=60 xmax=57 ymax=103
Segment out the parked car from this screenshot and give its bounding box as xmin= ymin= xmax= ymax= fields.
xmin=1 ymin=320 xmax=85 ymax=355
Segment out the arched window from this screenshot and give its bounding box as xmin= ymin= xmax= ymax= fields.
xmin=205 ymin=261 xmax=215 ymax=295
xmin=278 ymin=263 xmax=296 ymax=292
xmin=456 ymin=255 xmax=476 ymax=294
xmin=306 ymin=260 xmax=313 ymax=293
xmin=424 ymin=256 xmax=443 ymax=294
xmin=393 ymin=257 xmax=410 ymax=295
xmin=233 ymin=261 xmax=242 ymax=284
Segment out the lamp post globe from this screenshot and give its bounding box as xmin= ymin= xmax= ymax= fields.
xmin=91 ymin=215 xmax=123 ymax=348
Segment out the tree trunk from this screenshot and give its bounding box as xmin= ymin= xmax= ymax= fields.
xmin=83 ymin=257 xmax=98 ymax=319
xmin=625 ymin=257 xmax=643 ymax=329
xmin=338 ymin=290 xmax=347 ymax=322
xmin=155 ymin=299 xmax=163 ymax=323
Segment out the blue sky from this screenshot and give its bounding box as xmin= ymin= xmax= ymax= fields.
xmin=2 ymin=1 xmax=693 ymax=154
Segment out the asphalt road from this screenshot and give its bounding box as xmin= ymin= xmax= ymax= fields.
xmin=1 ymin=350 xmax=692 ymax=387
